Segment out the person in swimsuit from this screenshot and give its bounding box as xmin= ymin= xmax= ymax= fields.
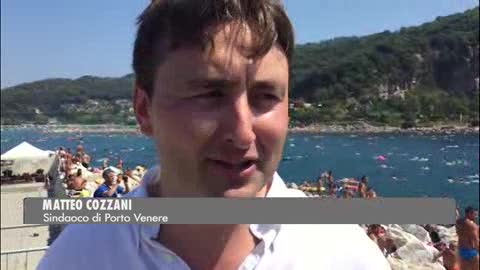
xmin=456 ymin=206 xmax=479 ymax=270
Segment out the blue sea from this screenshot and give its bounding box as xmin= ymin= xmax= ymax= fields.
xmin=1 ymin=128 xmax=479 ymax=210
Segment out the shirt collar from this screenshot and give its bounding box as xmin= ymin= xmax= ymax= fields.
xmin=133 ymin=166 xmax=283 ymax=247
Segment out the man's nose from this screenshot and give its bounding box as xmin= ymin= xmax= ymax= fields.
xmin=223 ymin=95 xmax=256 ymax=149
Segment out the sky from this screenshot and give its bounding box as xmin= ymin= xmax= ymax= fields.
xmin=1 ymin=0 xmax=478 ymax=88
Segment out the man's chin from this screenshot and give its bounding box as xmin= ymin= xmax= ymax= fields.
xmin=222 ymin=188 xmax=258 ymax=198
xmin=221 ymin=181 xmax=268 ymax=198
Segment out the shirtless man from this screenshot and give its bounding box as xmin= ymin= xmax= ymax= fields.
xmin=358 ymin=176 xmax=368 ymax=198
xmin=456 ymin=206 xmax=479 ymax=270
xmin=326 ymin=170 xmax=335 ymax=196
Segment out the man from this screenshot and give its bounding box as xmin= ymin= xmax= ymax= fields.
xmin=433 ymin=242 xmax=460 ymax=270
xmin=93 ymin=169 xmax=129 ymax=197
xmin=326 ymin=170 xmax=335 ymax=196
xmin=456 ymin=206 xmax=479 ymax=270
xmin=358 ymin=175 xmax=368 ymax=198
xmin=38 ymin=1 xmax=389 ymax=269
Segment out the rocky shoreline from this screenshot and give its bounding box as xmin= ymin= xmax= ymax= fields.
xmin=292 ymin=188 xmax=459 ymax=270
xmin=289 ymin=122 xmax=479 ymax=134
xmin=2 ymin=122 xmax=479 ymax=134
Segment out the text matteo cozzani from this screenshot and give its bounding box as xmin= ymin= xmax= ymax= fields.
xmin=40 ymin=198 xmax=169 ymax=223
xmin=43 ymin=198 xmax=132 ymax=211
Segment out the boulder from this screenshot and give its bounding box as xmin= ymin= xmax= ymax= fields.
xmin=385 ymin=226 xmax=443 ymax=269
xmin=388 ymin=257 xmax=446 ymax=270
xmin=433 ymin=225 xmax=457 ymax=245
xmin=398 ymin=224 xmax=431 ymax=243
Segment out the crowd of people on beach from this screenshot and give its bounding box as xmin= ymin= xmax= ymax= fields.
xmin=56 ymin=144 xmax=145 ymax=198
xmin=290 ymin=170 xmax=479 ymax=270
xmin=292 ymin=170 xmax=378 ymax=199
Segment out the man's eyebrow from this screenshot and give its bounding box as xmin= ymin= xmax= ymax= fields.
xmin=187 ymin=78 xmax=239 ymax=89
xmin=250 ymin=80 xmax=286 ymax=95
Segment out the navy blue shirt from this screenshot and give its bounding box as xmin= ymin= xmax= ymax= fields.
xmin=94 ymin=184 xmax=125 ymax=198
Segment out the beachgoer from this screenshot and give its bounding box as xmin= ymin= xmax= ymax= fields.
xmin=316 ymin=174 xmax=323 ymax=194
xmin=58 ymin=152 xmax=67 ymax=177
xmin=38 ymin=1 xmax=390 ymax=269
xmin=424 ymin=224 xmax=441 ymax=244
xmin=327 ymin=170 xmax=335 ymax=196
xmin=358 ymin=176 xmax=368 ymax=198
xmin=75 ymin=144 xmax=91 ymax=169
xmin=343 ymin=189 xmax=353 ymax=199
xmin=102 ymin=158 xmax=109 ymax=170
xmin=366 ymin=187 xmax=377 ymax=199
xmin=367 ymin=225 xmax=394 ymax=257
xmin=65 ymin=174 xmax=75 ymax=190
xmin=456 ymin=206 xmax=479 ymax=270
xmin=93 ymin=169 xmax=129 ymax=198
xmin=67 ymin=176 xmax=91 ymax=198
xmin=117 ymin=159 xmax=124 ymax=170
xmin=433 ymin=243 xmax=460 ymax=270
xmin=342 ymin=178 xmax=359 ymax=196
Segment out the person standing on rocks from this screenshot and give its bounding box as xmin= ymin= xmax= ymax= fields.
xmin=456 ymin=206 xmax=479 ymax=270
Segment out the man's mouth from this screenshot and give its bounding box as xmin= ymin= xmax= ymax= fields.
xmin=208 ymin=158 xmax=258 ymax=180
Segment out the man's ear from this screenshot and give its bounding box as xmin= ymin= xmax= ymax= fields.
xmin=133 ymin=84 xmax=153 ymax=136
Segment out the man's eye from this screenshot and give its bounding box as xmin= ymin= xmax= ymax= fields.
xmin=194 ymin=91 xmax=223 ymax=99
xmin=261 ymin=93 xmax=280 ymax=101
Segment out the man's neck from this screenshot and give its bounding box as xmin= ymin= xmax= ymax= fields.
xmin=157 ymin=224 xmax=259 ymax=270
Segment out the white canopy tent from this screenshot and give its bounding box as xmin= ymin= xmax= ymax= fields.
xmin=1 ymin=141 xmax=57 ymax=175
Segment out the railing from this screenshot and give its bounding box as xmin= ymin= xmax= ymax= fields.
xmin=1 ymin=224 xmax=47 ymax=230
xmin=1 ymin=224 xmax=49 ymax=270
xmin=1 ymin=247 xmax=49 ymax=270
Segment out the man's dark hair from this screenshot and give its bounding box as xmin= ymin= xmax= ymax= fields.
xmin=465 ymin=206 xmax=475 ymax=214
xmin=133 ymin=0 xmax=295 ymax=97
xmin=102 ymin=169 xmax=114 ymax=180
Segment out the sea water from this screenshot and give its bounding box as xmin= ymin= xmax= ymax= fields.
xmin=1 ymin=128 xmax=478 ymax=210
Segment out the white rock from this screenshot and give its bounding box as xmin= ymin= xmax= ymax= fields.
xmin=388 ymin=257 xmax=446 ymax=270
xmin=433 ymin=225 xmax=457 ymax=245
xmin=398 ymin=224 xmax=431 ymax=243
xmin=385 ymin=225 xmax=446 ymax=270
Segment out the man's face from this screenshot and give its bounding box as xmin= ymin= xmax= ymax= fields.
xmin=136 ymin=24 xmax=289 ymax=197
xmin=466 ymin=210 xmax=478 ymax=220
xmin=105 ymin=172 xmax=116 ymax=185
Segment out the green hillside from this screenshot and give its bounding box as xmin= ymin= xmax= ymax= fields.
xmin=2 ymin=7 xmax=479 ymax=127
